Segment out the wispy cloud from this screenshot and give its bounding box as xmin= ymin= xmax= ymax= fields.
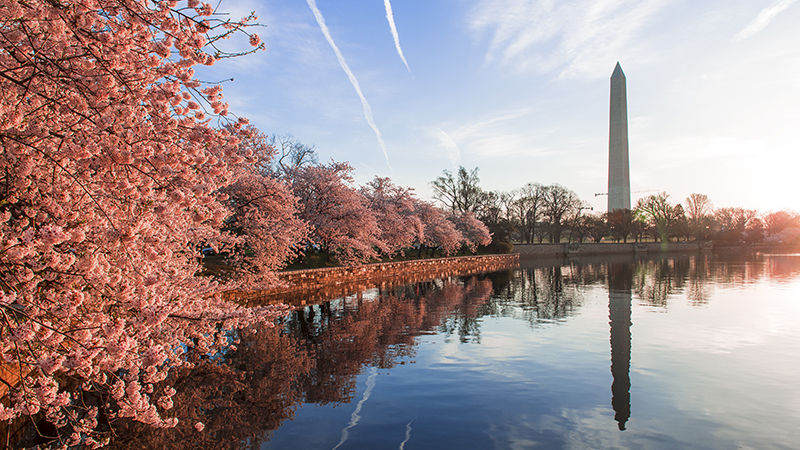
xmin=384 ymin=0 xmax=411 ymax=72
xmin=433 ymin=128 xmax=461 ymax=166
xmin=469 ymin=0 xmax=669 ymax=78
xmin=333 ymin=367 xmax=378 ymax=450
xmin=434 ymin=109 xmax=545 ymax=159
xmin=306 ymin=0 xmax=390 ymax=165
xmin=734 ymin=0 xmax=797 ymax=41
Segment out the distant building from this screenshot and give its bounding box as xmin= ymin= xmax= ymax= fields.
xmin=608 ymin=62 xmax=631 ymax=212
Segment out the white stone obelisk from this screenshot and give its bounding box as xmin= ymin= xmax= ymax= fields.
xmin=608 ymin=62 xmax=631 ymax=212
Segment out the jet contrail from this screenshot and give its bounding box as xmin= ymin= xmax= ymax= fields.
xmin=384 ymin=0 xmax=411 ymax=72
xmin=306 ymin=0 xmax=391 ymax=166
xmin=332 ymin=366 xmax=378 ymax=450
xmin=734 ymin=0 xmax=797 ymax=41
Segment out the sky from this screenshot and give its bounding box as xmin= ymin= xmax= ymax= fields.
xmin=200 ymin=0 xmax=800 ymax=213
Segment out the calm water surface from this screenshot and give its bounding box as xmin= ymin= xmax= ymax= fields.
xmin=118 ymin=252 xmax=800 ymax=449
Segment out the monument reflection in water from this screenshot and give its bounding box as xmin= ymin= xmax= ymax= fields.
xmin=609 ymin=262 xmax=632 ymax=431
xmin=102 ymin=253 xmax=800 ymax=450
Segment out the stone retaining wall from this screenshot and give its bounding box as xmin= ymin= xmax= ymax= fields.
xmin=228 ymin=254 xmax=519 ymax=306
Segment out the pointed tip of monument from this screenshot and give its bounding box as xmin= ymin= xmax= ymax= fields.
xmin=612 ymin=62 xmax=625 ymax=78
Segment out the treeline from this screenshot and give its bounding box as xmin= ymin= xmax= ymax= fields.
xmin=225 ymin=134 xmax=492 ymax=271
xmin=432 ymin=167 xmax=800 ymax=247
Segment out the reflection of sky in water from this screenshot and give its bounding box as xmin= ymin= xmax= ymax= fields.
xmin=259 ymin=254 xmax=800 ymax=449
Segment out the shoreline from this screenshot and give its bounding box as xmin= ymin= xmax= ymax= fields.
xmin=225 ymin=254 xmax=520 ymax=307
xmin=513 ymin=241 xmax=795 ymax=258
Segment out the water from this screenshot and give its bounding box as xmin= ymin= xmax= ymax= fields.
xmin=114 ymin=252 xmax=800 ymax=449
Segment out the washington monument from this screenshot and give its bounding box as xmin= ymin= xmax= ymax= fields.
xmin=608 ymin=62 xmax=631 ymax=212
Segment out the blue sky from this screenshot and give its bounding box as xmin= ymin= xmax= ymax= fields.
xmin=202 ymin=0 xmax=800 ymax=213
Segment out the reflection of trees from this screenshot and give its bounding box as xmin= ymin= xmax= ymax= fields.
xmin=438 ymin=277 xmax=494 ymax=343
xmin=686 ymin=255 xmax=712 ymax=305
xmin=478 ymin=260 xmax=606 ymax=327
xmin=708 ymin=253 xmax=751 ymax=286
xmin=287 ymin=277 xmax=494 ymax=405
xmin=110 ymin=276 xmax=494 ymax=448
xmin=289 ymin=292 xmax=420 ymax=405
xmin=564 ymin=260 xmax=608 ymax=287
xmin=111 ymin=323 xmax=312 ymax=449
xmin=635 ymin=260 xmax=672 ymax=307
xmin=764 ymin=255 xmax=800 ymax=281
xmin=633 ymin=253 xmax=800 ymax=307
xmin=634 ymin=257 xmax=690 ymax=307
xmin=701 ymin=252 xmax=799 ymax=286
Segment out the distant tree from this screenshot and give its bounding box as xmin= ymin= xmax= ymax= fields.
xmin=744 ymin=218 xmax=765 ymax=244
xmin=630 ymin=215 xmax=649 ymax=243
xmin=685 ymin=193 xmax=712 ymax=240
xmin=714 ymin=208 xmax=756 ymax=232
xmin=670 ymin=204 xmax=690 ymax=241
xmin=765 ymin=223 xmax=800 ymax=245
xmin=607 ymin=209 xmax=634 ymax=243
xmin=713 ymin=207 xmax=757 ymax=244
xmin=586 ymin=215 xmax=610 ymax=243
xmin=474 ymin=190 xmax=514 ymax=248
xmin=534 ymin=223 xmax=550 ymax=243
xmin=567 ymin=214 xmax=592 ymax=243
xmin=510 ymin=183 xmax=546 ymax=244
xmin=474 ymin=190 xmax=506 ymax=224
xmin=269 ymin=134 xmax=318 ymax=176
xmin=541 ymin=184 xmax=581 ymax=243
xmin=635 ymin=193 xmax=679 ymax=242
xmin=763 ymin=210 xmax=800 ymax=236
xmin=431 ymin=166 xmax=483 ymax=213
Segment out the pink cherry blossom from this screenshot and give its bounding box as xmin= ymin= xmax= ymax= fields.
xmin=0 ymin=0 xmax=285 ymax=441
xmin=411 ymin=199 xmax=464 ymax=255
xmin=450 ymin=211 xmax=492 ymax=252
xmin=360 ymin=177 xmax=419 ymax=257
xmin=289 ymin=162 xmax=383 ymax=265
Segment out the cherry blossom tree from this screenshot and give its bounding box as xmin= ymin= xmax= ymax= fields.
xmin=219 ymin=127 xmax=308 ymax=287
xmin=411 ymin=199 xmax=463 ymax=256
xmin=289 ymin=162 xmax=382 ymax=265
xmin=449 ymin=211 xmax=491 ymax=252
xmin=0 ymin=0 xmax=291 ymax=444
xmin=360 ymin=177 xmax=419 ymax=257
